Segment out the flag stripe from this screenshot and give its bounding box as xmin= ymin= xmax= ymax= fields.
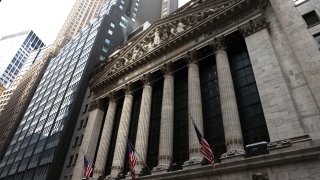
xmin=84 ymin=155 xmax=94 ymax=179
xmin=192 ymin=120 xmax=215 ymax=166
xmin=128 ymin=142 xmax=137 ymax=180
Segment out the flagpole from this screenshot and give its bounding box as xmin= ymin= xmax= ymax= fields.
xmin=124 ymin=136 xmax=151 ymax=173
xmin=81 ymin=149 xmax=105 ymax=176
xmin=188 ymin=113 xmax=215 ymax=168
xmin=188 ymin=113 xmax=196 ymax=125
xmin=81 ymin=149 xmax=96 ymax=166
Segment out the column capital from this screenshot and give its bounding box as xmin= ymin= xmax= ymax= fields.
xmin=140 ymin=73 xmax=153 ymax=86
xmin=183 ymin=50 xmax=198 ymax=64
xmin=239 ymin=15 xmax=268 ymax=37
xmin=209 ymin=36 xmax=226 ymax=52
xmin=89 ymin=98 xmax=107 ymax=111
xmin=123 ymin=83 xmax=134 ymax=95
xmin=160 ymin=62 xmax=174 ymax=75
xmin=107 ymin=92 xmax=117 ymax=102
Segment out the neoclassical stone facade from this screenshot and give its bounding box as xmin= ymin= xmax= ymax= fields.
xmin=77 ymin=0 xmax=320 ymax=179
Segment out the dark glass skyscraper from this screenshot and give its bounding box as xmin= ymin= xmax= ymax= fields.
xmin=0 ymin=31 xmax=45 ymax=87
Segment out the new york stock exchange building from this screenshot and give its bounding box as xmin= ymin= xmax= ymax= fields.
xmin=79 ymin=0 xmax=320 ymax=179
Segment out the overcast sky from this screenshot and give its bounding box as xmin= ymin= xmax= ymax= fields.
xmin=0 ymin=0 xmax=190 ymax=46
xmin=0 ymin=0 xmax=76 ymax=45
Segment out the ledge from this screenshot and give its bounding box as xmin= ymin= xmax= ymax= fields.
xmin=136 ymin=145 xmax=320 ymax=180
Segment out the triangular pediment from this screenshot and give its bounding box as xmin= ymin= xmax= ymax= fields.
xmin=91 ymin=0 xmax=241 ymax=89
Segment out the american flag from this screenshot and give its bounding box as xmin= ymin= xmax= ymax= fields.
xmin=84 ymin=155 xmax=93 ymax=179
xmin=192 ymin=120 xmax=215 ymax=166
xmin=127 ymin=142 xmax=137 ymax=180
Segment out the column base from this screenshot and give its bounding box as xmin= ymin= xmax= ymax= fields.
xmin=125 ymin=172 xmax=136 ymax=179
xmin=182 ymin=157 xmax=202 ymax=170
xmin=221 ymin=149 xmax=245 ymax=163
xmin=107 ymin=172 xmax=125 ymax=179
xmin=152 ymin=164 xmax=170 ymax=175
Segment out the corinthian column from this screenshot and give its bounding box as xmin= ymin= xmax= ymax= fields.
xmin=110 ymin=85 xmax=134 ymax=177
xmin=183 ymin=51 xmax=204 ymax=167
xmin=211 ymin=37 xmax=245 ymax=161
xmin=135 ymin=74 xmax=153 ymax=175
xmin=93 ymin=93 xmax=117 ymax=178
xmin=153 ymin=63 xmax=174 ymax=172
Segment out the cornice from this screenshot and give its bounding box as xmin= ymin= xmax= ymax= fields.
xmin=209 ymin=36 xmax=226 ymax=52
xmin=88 ymin=98 xmax=107 ymax=111
xmin=239 ymin=15 xmax=268 ymax=37
xmin=183 ymin=50 xmax=198 ymax=64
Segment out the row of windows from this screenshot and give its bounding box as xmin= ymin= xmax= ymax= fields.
xmin=66 ymin=154 xmax=78 ymax=168
xmin=301 ymin=10 xmax=320 ymax=47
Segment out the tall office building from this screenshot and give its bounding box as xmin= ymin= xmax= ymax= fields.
xmin=0 ymin=46 xmax=49 ymax=115
xmin=84 ymin=0 xmax=320 ymax=179
xmin=0 ymin=50 xmax=54 ymax=163
xmin=0 ymin=31 xmax=45 ymax=87
xmin=52 ymin=0 xmax=107 ymax=53
xmin=0 ymin=0 xmax=175 ymax=179
xmin=0 ymin=0 xmax=106 ymax=165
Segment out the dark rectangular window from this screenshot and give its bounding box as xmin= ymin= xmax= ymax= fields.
xmin=82 ymin=104 xmax=88 ymax=114
xmin=78 ymin=135 xmax=83 ymax=146
xmin=67 ymin=155 xmax=73 ymax=167
xmin=198 ymin=48 xmax=226 ymax=162
xmin=302 ymin=10 xmax=320 ymax=27
xmin=226 ymin=32 xmax=269 ymax=146
xmin=78 ymin=119 xmax=84 ymax=130
xmin=173 ymin=66 xmax=188 ymax=168
xmin=72 ymin=154 xmax=78 ymax=166
xmin=73 ymin=137 xmax=79 ymax=148
xmin=83 ymin=118 xmax=88 ymax=128
xmin=146 ymin=77 xmax=163 ymax=169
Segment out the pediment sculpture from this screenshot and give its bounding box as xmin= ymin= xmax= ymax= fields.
xmin=91 ymin=0 xmax=242 ymax=90
xmin=103 ymin=3 xmax=230 ymax=77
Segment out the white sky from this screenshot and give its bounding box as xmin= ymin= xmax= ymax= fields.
xmin=0 ymin=0 xmax=190 ymax=46
xmin=0 ymin=0 xmax=76 ymax=45
xmin=179 ymin=0 xmax=190 ymax=7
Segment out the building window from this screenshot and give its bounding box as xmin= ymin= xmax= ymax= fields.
xmin=108 ymin=29 xmax=113 ymax=35
xmin=100 ymin=55 xmax=105 ymax=61
xmin=83 ymin=117 xmax=88 ymax=128
xmin=119 ymin=22 xmax=127 ymax=29
xmin=78 ymin=119 xmax=84 ymax=130
xmin=83 ymin=104 xmax=88 ymax=114
xmin=105 ymin=38 xmax=111 ymax=45
xmin=121 ymin=16 xmax=128 ymax=23
xmin=67 ymin=155 xmax=73 ymax=167
xmin=294 ymin=0 xmax=308 ymax=5
xmin=78 ymin=135 xmax=83 ymax=146
xmin=72 ymin=154 xmax=78 ymax=166
xmin=102 ymin=46 xmax=108 ymax=53
xmin=314 ymin=33 xmax=320 ymax=48
xmin=73 ymin=137 xmax=79 ymax=148
xmin=110 ymin=22 xmax=115 ymax=28
xmin=302 ymin=11 xmax=320 ymax=27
